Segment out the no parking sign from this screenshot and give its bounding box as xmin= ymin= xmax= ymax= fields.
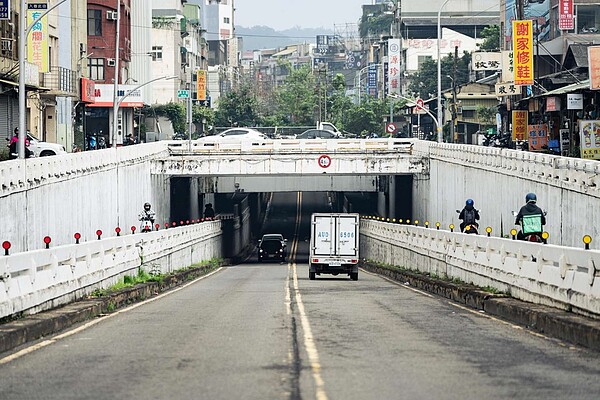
xmin=386 ymin=123 xmax=397 ymax=134
xmin=318 ymin=154 xmax=331 ymax=168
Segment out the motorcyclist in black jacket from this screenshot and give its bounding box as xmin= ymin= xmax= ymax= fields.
xmin=458 ymin=198 xmax=480 ymax=233
xmin=515 ymin=193 xmax=546 ymax=240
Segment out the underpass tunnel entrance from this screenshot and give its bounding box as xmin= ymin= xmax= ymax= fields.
xmin=168 ymin=175 xmax=414 ymax=261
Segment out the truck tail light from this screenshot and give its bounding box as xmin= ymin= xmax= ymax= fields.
xmin=351 ymin=259 xmax=357 ymax=263
xmin=312 ymin=258 xmax=319 ymax=263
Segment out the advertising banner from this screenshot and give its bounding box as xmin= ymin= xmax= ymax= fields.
xmin=27 ymin=2 xmax=49 ymax=73
xmin=512 ymin=110 xmax=528 ymax=140
xmin=504 ymin=0 xmax=550 ymax=43
xmin=513 ymin=20 xmax=533 ymax=86
xmin=472 ymin=52 xmax=501 ymax=70
xmin=527 ymin=124 xmax=548 ymax=151
xmin=196 ymin=70 xmax=207 ymax=101
xmin=579 ymin=120 xmax=600 ymax=160
xmin=559 ymin=0 xmax=574 ymax=30
xmin=387 ymin=39 xmax=401 ymax=95
xmin=589 ymin=46 xmax=600 ymax=90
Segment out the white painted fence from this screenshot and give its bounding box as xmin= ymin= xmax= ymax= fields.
xmin=0 ymin=221 xmax=222 ymax=319
xmin=361 ymin=219 xmax=600 ymax=317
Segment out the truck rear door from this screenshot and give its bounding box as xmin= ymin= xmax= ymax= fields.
xmin=313 ymin=215 xmax=334 ymax=256
xmin=336 ymin=215 xmax=358 ymax=256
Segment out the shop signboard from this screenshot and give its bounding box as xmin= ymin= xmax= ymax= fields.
xmin=546 ymin=97 xmax=560 ymax=112
xmin=589 ymin=46 xmax=600 ymax=90
xmin=559 ymin=128 xmax=570 ymax=156
xmin=512 ymin=110 xmax=528 ymax=140
xmin=501 ymin=51 xmax=514 ymax=82
xmin=27 ymin=2 xmax=49 ymax=73
xmin=567 ymin=93 xmax=583 ymax=110
xmin=559 ymin=0 xmax=574 ymax=30
xmin=472 ymin=52 xmax=501 ymax=71
xmin=527 ymin=124 xmax=548 ymax=151
xmin=367 ymin=63 xmax=378 ymax=97
xmin=196 ymin=70 xmax=206 ymax=101
xmin=579 ymin=120 xmax=600 ymax=160
xmin=0 ymin=0 xmax=9 ymax=20
xmin=495 ymin=82 xmax=521 ymax=96
xmin=387 ymin=39 xmax=401 ymax=95
xmin=513 ymin=20 xmax=533 ymax=86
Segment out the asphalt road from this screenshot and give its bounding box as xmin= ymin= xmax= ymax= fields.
xmin=1 ymin=192 xmax=599 ymax=399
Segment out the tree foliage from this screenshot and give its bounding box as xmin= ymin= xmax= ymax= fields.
xmin=477 ymin=25 xmax=500 ymax=51
xmin=214 ymin=83 xmax=260 ymax=126
xmin=408 ymin=52 xmax=472 ymax=99
xmin=152 ymin=102 xmax=186 ymax=134
xmin=276 ymin=65 xmax=317 ymax=125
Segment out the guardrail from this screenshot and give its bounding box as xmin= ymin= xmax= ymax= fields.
xmin=166 ymin=138 xmax=416 ymax=154
xmin=360 ymin=218 xmax=600 ymax=317
xmin=0 ymin=221 xmax=222 ymax=319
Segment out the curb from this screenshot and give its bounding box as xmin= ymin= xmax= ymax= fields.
xmin=360 ymin=261 xmax=600 ymax=351
xmin=0 ymin=263 xmax=221 ymax=356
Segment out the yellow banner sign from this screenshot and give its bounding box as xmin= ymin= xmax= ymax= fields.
xmin=27 ymin=2 xmax=49 ymax=73
xmin=512 ymin=20 xmax=533 ymax=86
xmin=196 ymin=70 xmax=207 ymax=101
xmin=512 ymin=110 xmax=528 ymax=141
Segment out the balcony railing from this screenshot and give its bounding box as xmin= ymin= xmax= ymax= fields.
xmin=40 ymin=66 xmax=78 ymax=97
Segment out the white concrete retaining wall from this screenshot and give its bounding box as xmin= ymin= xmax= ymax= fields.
xmin=0 ymin=143 xmax=171 ymax=253
xmin=412 ymin=142 xmax=600 ymax=248
xmin=0 ymin=221 xmax=222 ymax=319
xmin=361 ymin=219 xmax=600 ymax=316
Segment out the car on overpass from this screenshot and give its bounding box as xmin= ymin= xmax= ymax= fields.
xmin=295 ymin=129 xmax=341 ymax=139
xmin=197 ymin=128 xmax=268 ymax=144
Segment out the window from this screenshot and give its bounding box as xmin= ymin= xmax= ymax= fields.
xmin=417 ymin=56 xmax=432 ymax=69
xmin=577 ymin=5 xmax=600 ymax=34
xmin=87 ymin=9 xmax=102 ymax=36
xmin=224 ymin=17 xmax=230 ymax=24
xmin=151 ymin=46 xmax=163 ymax=61
xmin=462 ymin=110 xmax=475 ymax=118
xmin=88 ymin=58 xmax=104 ymax=81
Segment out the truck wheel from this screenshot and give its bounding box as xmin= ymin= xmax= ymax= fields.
xmin=350 ymin=273 xmax=358 ymax=281
xmin=309 ymin=271 xmax=316 ymax=280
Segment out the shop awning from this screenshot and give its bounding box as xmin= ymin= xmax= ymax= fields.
xmin=539 ymin=79 xmax=589 ymax=97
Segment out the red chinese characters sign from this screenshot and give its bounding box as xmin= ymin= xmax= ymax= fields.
xmin=512 ymin=110 xmax=528 ymax=141
xmin=559 ymin=0 xmax=574 ymax=31
xmin=512 ymin=20 xmax=533 ymax=86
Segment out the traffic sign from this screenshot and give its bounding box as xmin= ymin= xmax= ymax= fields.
xmin=386 ymin=123 xmax=397 ymax=134
xmin=416 ymin=98 xmax=424 ymax=110
xmin=177 ymin=90 xmax=189 ymax=99
xmin=318 ymin=155 xmax=331 ymax=169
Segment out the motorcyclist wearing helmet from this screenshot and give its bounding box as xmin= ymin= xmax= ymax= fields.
xmin=515 ymin=193 xmax=545 ymax=240
xmin=458 ymin=198 xmax=480 ymax=233
xmin=139 ymin=202 xmax=156 ymax=225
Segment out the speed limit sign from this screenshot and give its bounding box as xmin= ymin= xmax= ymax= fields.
xmin=318 ymin=154 xmax=331 ymax=168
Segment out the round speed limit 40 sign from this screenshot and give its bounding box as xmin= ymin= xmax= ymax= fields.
xmin=318 ymin=154 xmax=332 ymax=168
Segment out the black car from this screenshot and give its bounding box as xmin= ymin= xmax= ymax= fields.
xmin=295 ymin=129 xmax=340 ymax=139
xmin=258 ymin=234 xmax=286 ymax=262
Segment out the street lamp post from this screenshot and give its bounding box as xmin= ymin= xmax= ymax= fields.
xmin=388 ymin=93 xmax=440 ymax=134
xmin=437 ymin=0 xmax=451 ymax=143
xmin=114 ymin=75 xmax=178 ymax=110
xmin=18 ymin=0 xmax=68 ymax=159
xmin=111 ymin=1 xmax=121 ymax=147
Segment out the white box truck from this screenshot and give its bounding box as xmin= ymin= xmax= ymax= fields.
xmin=309 ymin=213 xmax=360 ymax=281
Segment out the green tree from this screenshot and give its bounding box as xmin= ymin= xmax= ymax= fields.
xmin=152 ymin=102 xmax=186 ymax=134
xmin=276 ymin=65 xmax=317 ymax=125
xmin=215 ymin=83 xmax=260 ymax=127
xmin=408 ymin=52 xmax=472 ymax=100
xmin=328 ymin=73 xmax=354 ymax=130
xmin=359 ymin=11 xmax=394 ymax=39
xmin=477 ymin=25 xmax=500 ymax=51
xmin=192 ymin=104 xmax=215 ymax=137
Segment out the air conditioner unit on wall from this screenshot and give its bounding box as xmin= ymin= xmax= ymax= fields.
xmin=107 ymin=58 xmax=116 ymax=66
xmin=106 ymin=11 xmax=117 ymax=20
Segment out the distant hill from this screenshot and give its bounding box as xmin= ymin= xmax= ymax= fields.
xmin=236 ymin=25 xmax=334 ymax=51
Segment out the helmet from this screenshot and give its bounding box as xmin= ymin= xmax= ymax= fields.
xmin=525 ymin=193 xmax=537 ymax=203
xmin=144 ymin=202 xmax=151 ymax=210
xmin=465 ymin=199 xmax=474 ymax=207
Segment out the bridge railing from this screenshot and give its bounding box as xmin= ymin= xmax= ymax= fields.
xmin=0 ymin=221 xmax=222 ymax=319
xmin=361 ymin=218 xmax=600 ymax=317
xmin=166 ymin=138 xmax=416 ymax=154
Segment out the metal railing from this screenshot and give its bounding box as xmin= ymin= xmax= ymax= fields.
xmin=40 ymin=66 xmax=78 ymax=96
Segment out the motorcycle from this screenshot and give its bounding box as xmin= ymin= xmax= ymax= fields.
xmin=512 ymin=210 xmax=547 ymax=242
xmin=456 ymin=209 xmax=479 ymax=235
xmin=140 ymin=218 xmax=153 ymax=233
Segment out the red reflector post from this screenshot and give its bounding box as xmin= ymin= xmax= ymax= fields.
xmin=74 ymin=232 xmax=81 ymax=244
xmin=2 ymin=241 xmax=10 ymax=256
xmin=43 ymin=236 xmax=52 ymax=249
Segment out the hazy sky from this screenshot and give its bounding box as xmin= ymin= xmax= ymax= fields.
xmin=235 ymin=0 xmax=369 ymax=30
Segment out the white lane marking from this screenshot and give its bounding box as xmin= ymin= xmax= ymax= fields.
xmin=0 ymin=267 xmax=224 ymax=365
xmin=361 ymin=268 xmax=434 ymax=298
xmin=292 ymin=262 xmax=328 ymax=400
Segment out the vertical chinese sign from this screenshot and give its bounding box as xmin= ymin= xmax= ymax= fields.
xmin=512 ymin=20 xmax=533 ymax=86
xmin=196 ymin=70 xmax=206 ymax=101
xmin=589 ymin=46 xmax=600 ymax=91
xmin=387 ymin=39 xmax=401 ymax=95
xmin=559 ymin=0 xmax=574 ymax=31
xmin=579 ymin=121 xmax=600 ymax=160
xmin=527 ymin=124 xmax=548 ymax=151
xmin=27 ymin=2 xmax=49 ymax=73
xmin=367 ymin=63 xmax=378 ymax=98
xmin=512 ymin=110 xmax=528 ymax=141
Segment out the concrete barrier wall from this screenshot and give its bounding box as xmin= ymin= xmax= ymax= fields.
xmin=360 ymin=219 xmax=600 ymax=317
xmin=0 ymin=221 xmax=222 ymax=319
xmin=0 ymin=144 xmax=171 ymax=252
xmin=412 ymin=142 xmax=600 ymax=248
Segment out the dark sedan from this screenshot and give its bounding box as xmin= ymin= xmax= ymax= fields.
xmin=295 ymin=129 xmax=341 ymax=139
